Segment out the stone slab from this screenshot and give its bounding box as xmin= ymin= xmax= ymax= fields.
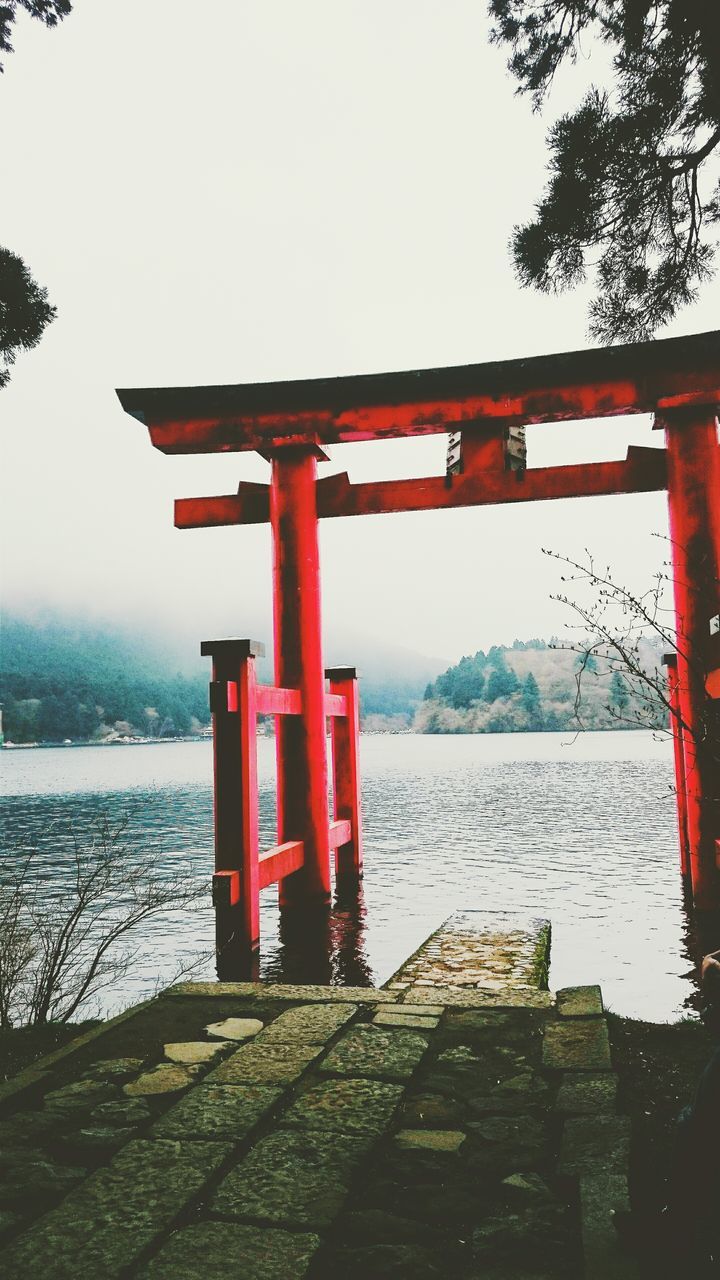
xmin=125 ymin=1064 xmax=196 ymax=1096
xmin=394 ymin=1129 xmax=465 ymax=1153
xmin=79 ymin=1058 xmax=145 ymax=1083
xmin=205 ymin=1018 xmax=263 ymax=1042
xmin=283 ymin=1078 xmax=403 ymax=1137
xmin=406 ymin=985 xmax=554 ymax=1009
xmin=557 ymin=986 xmax=604 ymax=1019
xmin=558 ymin=1115 xmax=631 ymax=1177
xmin=2 ymin=1138 xmax=230 ymax=1280
xmin=320 ymin=1025 xmax=429 ymax=1081
xmin=556 ymin=1072 xmax=619 ymax=1114
xmin=141 ymin=1222 xmax=320 ymax=1280
xmin=42 ymin=1080 xmax=119 ymax=1117
xmin=259 ymin=1003 xmax=356 ymax=1044
xmin=164 ymin=1041 xmax=231 ymax=1064
xmin=167 ymin=982 xmax=394 ymax=1003
xmin=152 ymin=1082 xmax=282 ymax=1142
xmin=373 ymin=1012 xmax=440 ymax=1030
xmin=206 ymin=1041 xmax=321 ymax=1086
xmin=382 ymin=1003 xmax=445 ymax=1016
xmin=213 ymin=1128 xmax=371 ymax=1228
xmin=542 ymin=1019 xmax=612 ymax=1071
xmin=579 ymin=1172 xmax=635 ymax=1280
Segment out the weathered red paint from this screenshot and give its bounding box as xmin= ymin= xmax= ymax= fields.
xmin=664 ymin=654 xmax=691 ymax=880
xmin=202 ymin=639 xmax=263 ymax=970
xmin=175 ymin=450 xmax=667 ymax=530
xmin=117 ymin=329 xmax=720 ymax=454
xmin=662 ymin=409 xmax=720 ymax=909
xmin=258 ymin=840 xmax=304 ymax=890
xmin=269 ymin=449 xmax=332 ymax=907
xmin=327 ymin=667 xmax=363 ymax=883
xmin=123 ymin=330 xmax=720 ymax=921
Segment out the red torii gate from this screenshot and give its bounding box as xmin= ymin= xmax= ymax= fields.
xmin=117 ymin=329 xmax=720 ymax=968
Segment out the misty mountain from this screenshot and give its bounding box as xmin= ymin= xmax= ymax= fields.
xmin=0 ymin=613 xmax=446 ymax=743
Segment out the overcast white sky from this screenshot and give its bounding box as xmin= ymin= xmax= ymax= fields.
xmin=2 ymin=1 xmax=717 ymax=668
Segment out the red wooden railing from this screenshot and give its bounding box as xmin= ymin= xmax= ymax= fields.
xmin=202 ymin=638 xmax=362 ymax=973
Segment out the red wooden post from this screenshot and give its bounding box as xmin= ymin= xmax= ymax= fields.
xmin=201 ymin=638 xmax=264 ymax=973
xmin=662 ymin=408 xmax=720 ymax=909
xmin=327 ymin=666 xmax=363 ymax=883
xmin=269 ymin=446 xmax=331 ymax=907
xmin=664 ymin=653 xmax=690 ymax=880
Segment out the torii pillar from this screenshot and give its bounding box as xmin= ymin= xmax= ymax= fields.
xmin=269 ymin=444 xmax=331 ymax=908
xmin=662 ymin=408 xmax=720 ymax=910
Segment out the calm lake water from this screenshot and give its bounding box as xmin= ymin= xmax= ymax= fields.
xmin=0 ymin=732 xmax=703 ymax=1023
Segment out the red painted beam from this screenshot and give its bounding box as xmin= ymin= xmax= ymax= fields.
xmin=117 ymin=329 xmax=720 ymax=454
xmin=255 ymin=685 xmax=302 ymax=716
xmin=175 ymin=450 xmax=668 ymax=529
xmin=328 ymin=819 xmax=352 ymax=850
xmin=324 ymin=693 xmax=348 ymax=717
xmin=258 ymin=840 xmax=304 ymax=890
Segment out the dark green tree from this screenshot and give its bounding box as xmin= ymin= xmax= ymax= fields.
xmin=609 ymin=669 xmax=630 ymax=712
xmin=0 ymin=247 xmax=57 ymax=388
xmin=485 ymin=655 xmax=520 ymax=701
xmin=1 ymin=4 xmax=72 ymax=386
xmin=521 ymin=671 xmax=544 ymax=728
xmin=0 ymin=1 xmax=71 ymax=72
xmin=490 ymin=1 xmax=720 ymax=342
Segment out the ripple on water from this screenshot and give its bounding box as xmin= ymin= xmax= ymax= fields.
xmin=0 ymin=731 xmax=696 ymax=1022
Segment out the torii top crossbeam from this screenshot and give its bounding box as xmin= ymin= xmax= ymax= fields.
xmin=118 ymin=329 xmax=719 ymax=455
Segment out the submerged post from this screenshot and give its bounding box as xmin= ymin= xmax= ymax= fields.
xmin=202 ymin=637 xmax=264 ymax=975
xmin=269 ymin=446 xmax=331 ymax=908
xmin=661 ymin=408 xmax=720 ymax=909
xmin=327 ymin=666 xmax=363 ymax=886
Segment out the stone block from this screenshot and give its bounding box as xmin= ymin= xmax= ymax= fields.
xmin=542 ymin=1019 xmax=611 ymax=1071
xmin=92 ymin=1098 xmax=152 ymax=1126
xmin=152 ymin=1082 xmax=282 ymax=1142
xmin=79 ymin=1059 xmax=144 ymax=1084
xmin=557 ymin=986 xmax=604 ymax=1019
xmin=319 ymin=1025 xmax=428 ymax=1082
xmin=406 ymin=985 xmax=553 ymax=1009
xmin=140 ymin=1222 xmax=320 ymax=1279
xmin=373 ymin=1012 xmax=440 ymax=1030
xmin=283 ymin=1078 xmax=403 ymax=1137
xmin=167 ymin=982 xmax=393 ymax=1003
xmin=43 ymin=1080 xmax=119 ymax=1118
xmin=555 ymin=1072 xmax=618 ymax=1114
xmin=384 ymin=1003 xmax=445 ymax=1017
xmin=394 ymin=1129 xmax=465 ymax=1153
xmin=205 ymin=1018 xmax=263 ymax=1041
xmin=400 ymin=1092 xmax=466 ymax=1128
xmin=206 ymin=1041 xmax=320 ymax=1086
xmin=0 ymin=1156 xmax=86 ymax=1210
xmin=558 ymin=1115 xmax=631 ymax=1177
xmin=164 ymin=1041 xmax=231 ymax=1064
xmin=2 ymin=1138 xmax=230 ymax=1280
xmin=213 ymin=1128 xmax=369 ymax=1228
xmin=124 ymin=1064 xmax=195 ymax=1096
xmin=579 ymin=1171 xmax=634 ymax=1280
xmin=259 ymin=1003 xmax=356 ymax=1044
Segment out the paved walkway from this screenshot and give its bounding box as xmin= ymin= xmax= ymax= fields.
xmin=0 ymin=917 xmax=636 ymax=1279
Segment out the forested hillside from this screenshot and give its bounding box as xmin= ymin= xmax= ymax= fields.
xmin=1 ymin=618 xmax=210 ymax=743
xmin=0 ymin=616 xmax=431 ymax=743
xmin=416 ymin=638 xmax=667 ymax=734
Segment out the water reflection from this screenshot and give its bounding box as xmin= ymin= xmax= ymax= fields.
xmin=1 ymin=732 xmax=713 ymax=1021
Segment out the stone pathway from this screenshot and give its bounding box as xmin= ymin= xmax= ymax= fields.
xmin=0 ymin=931 xmax=636 ymax=1278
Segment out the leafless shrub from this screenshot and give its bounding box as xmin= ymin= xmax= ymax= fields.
xmin=0 ymin=816 xmax=209 ymax=1027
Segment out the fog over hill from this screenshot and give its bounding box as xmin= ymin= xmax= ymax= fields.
xmin=0 ymin=612 xmax=447 ymax=743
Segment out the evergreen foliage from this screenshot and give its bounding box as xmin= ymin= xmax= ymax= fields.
xmin=0 ymin=247 xmax=56 ymax=388
xmin=490 ymin=1 xmax=720 ymax=341
xmin=418 ymin=635 xmax=666 ymax=733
